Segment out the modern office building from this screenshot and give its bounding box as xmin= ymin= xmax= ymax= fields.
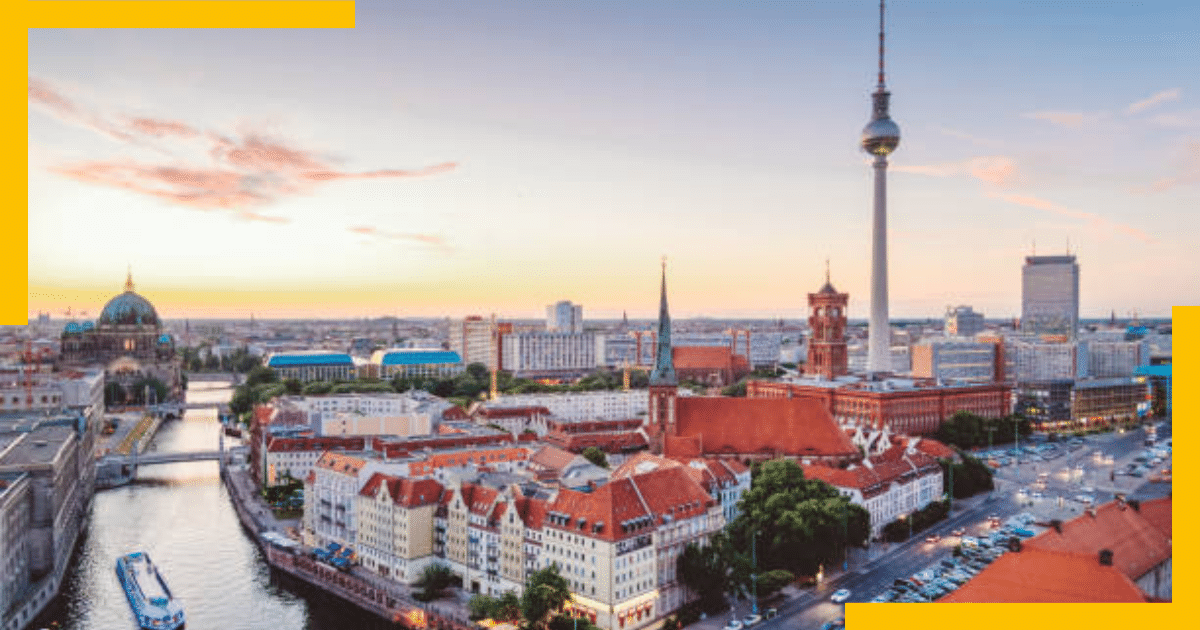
xmin=546 ymin=301 xmax=584 ymax=334
xmin=945 ymin=305 xmax=985 ymax=338
xmin=910 ymin=338 xmax=996 ymax=383
xmin=449 ymin=316 xmax=505 ymax=370
xmin=370 ymin=349 xmax=465 ymax=379
xmin=1021 ymin=255 xmax=1080 ymax=339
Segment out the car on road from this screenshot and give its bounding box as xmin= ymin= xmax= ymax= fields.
xmin=925 ymin=534 xmax=941 ymax=543
xmin=742 ymin=613 xmax=761 ymax=627
xmin=820 ymin=618 xmax=845 ymax=630
xmin=723 ymin=619 xmax=743 ymax=630
xmin=831 ymin=589 xmax=852 ymax=603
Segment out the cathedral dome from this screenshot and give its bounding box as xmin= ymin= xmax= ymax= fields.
xmin=98 ymin=291 xmax=159 ymax=327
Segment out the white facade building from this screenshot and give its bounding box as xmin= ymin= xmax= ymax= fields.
xmin=500 ymin=332 xmax=596 ymax=376
xmin=489 ymin=390 xmax=648 ymax=421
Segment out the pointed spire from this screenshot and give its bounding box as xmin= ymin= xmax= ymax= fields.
xmin=124 ymin=265 xmax=135 ymax=292
xmin=649 ymin=257 xmax=677 ymax=387
xmin=877 ymin=0 xmax=887 ymax=90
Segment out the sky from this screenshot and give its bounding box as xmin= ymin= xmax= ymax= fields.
xmin=26 ymin=1 xmax=1200 ymax=321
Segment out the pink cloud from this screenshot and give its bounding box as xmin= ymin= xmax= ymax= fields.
xmin=1126 ymin=88 xmax=1181 ymax=115
xmin=1022 ymin=111 xmax=1108 ymax=128
xmin=990 ymin=192 xmax=1153 ymax=244
xmin=894 ymin=156 xmax=1017 ymax=187
xmin=126 ymin=116 xmax=199 ymax=138
xmin=349 ymin=226 xmax=451 ymax=251
xmin=1146 ymin=141 xmax=1200 ymax=192
xmin=30 ymin=77 xmax=458 ymax=228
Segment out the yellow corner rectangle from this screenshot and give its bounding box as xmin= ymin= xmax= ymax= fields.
xmin=24 ymin=1 xmax=356 ymax=29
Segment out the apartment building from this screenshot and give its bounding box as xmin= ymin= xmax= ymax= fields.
xmin=355 ymin=473 xmax=444 ymax=583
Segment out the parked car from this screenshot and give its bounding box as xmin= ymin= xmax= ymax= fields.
xmin=951 ymin=528 xmax=966 ymax=536
xmin=742 ymin=613 xmax=761 ymax=627
xmin=925 ymin=534 xmax=941 ymax=543
xmin=723 ymin=619 xmax=743 ymax=630
xmin=831 ymin=589 xmax=852 ymax=603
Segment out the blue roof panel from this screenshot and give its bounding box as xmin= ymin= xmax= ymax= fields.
xmin=381 ymin=350 xmax=462 ymax=366
xmin=269 ymin=353 xmax=354 ymax=367
xmin=1135 ymin=365 xmax=1172 ymax=378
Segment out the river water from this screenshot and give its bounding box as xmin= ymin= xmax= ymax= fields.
xmin=31 ymin=382 xmax=395 ymax=630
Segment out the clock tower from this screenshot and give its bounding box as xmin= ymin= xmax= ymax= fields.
xmin=806 ymin=262 xmax=850 ymax=380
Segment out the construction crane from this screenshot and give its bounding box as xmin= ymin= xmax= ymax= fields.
xmin=22 ymin=340 xmax=54 ymax=409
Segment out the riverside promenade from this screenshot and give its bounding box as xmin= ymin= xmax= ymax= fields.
xmin=222 ymin=465 xmax=476 ymax=629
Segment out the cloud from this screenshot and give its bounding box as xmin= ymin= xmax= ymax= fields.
xmin=1022 ymin=110 xmax=1108 ymax=128
xmin=1147 ymin=110 xmax=1200 ymax=129
xmin=349 ymin=226 xmax=451 ymax=251
xmin=1145 ymin=141 xmax=1200 ymax=192
xmin=126 ymin=116 xmax=199 ymax=138
xmin=303 ymin=162 xmax=458 ymax=181
xmin=30 ymin=76 xmax=458 ymax=226
xmin=893 ymin=155 xmax=1018 ymax=187
xmin=936 ymin=127 xmax=1004 ymax=148
xmin=990 ymin=191 xmax=1154 ymax=244
xmin=1126 ymin=88 xmax=1181 ymax=115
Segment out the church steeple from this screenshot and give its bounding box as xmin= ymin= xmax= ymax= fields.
xmin=649 ymin=257 xmax=677 ymax=387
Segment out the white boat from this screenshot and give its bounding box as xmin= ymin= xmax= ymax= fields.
xmin=115 ymin=552 xmax=185 ymax=630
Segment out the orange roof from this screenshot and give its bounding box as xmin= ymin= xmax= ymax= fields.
xmin=359 ymin=473 xmax=444 ymax=507
xmin=913 ymin=438 xmax=957 ymax=460
xmin=529 ymin=445 xmax=578 ymax=472
xmin=547 ymin=478 xmax=652 ymax=542
xmin=611 ymin=452 xmax=680 ymax=479
xmin=1025 ymin=498 xmax=1171 ymax=580
xmin=1138 ymin=496 xmax=1172 ymax=540
xmin=939 ymin=547 xmax=1146 ymax=602
xmin=672 ymin=346 xmax=734 ymax=370
xmin=515 ymin=495 xmax=549 ymax=530
xmin=674 ymin=397 xmax=858 ymax=458
xmin=628 ymin=466 xmax=714 ymax=524
xmin=442 ymin=406 xmax=470 ymax=420
xmin=460 ymin=483 xmax=500 ymax=517
xmin=315 ymin=451 xmax=365 ymax=477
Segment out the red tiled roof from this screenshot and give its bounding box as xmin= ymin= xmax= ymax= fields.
xmin=442 ymin=406 xmax=470 ymax=420
xmin=315 ymin=451 xmax=365 ymax=476
xmin=1138 ymin=496 xmax=1172 ymax=540
xmin=360 ymin=473 xmax=444 ymax=507
xmin=672 ymin=346 xmax=734 ymax=370
xmin=491 ymin=501 xmax=507 ymax=523
xmin=477 ymin=406 xmax=551 ymax=419
xmin=529 ymin=445 xmax=578 ymax=472
xmin=1024 ymin=498 xmax=1172 ymax=580
xmin=547 ymin=431 xmax=647 ymax=453
xmin=913 ymin=438 xmax=957 ymax=460
xmin=547 ymin=478 xmax=652 ymax=542
xmin=673 ymin=397 xmax=857 ymax=458
xmin=515 ymin=495 xmax=549 ymax=530
xmin=938 ymin=547 xmax=1146 ymax=602
xmin=628 ymin=466 xmax=714 ymax=524
xmin=461 ymin=483 xmax=500 ymax=517
xmin=611 ymin=452 xmax=679 ymax=479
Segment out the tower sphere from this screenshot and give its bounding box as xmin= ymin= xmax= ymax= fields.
xmin=861 ymin=117 xmax=900 ymax=156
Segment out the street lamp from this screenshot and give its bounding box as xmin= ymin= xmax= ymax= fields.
xmin=750 ymin=530 xmax=759 ymax=617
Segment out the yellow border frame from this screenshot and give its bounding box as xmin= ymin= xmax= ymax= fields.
xmin=11 ymin=2 xmax=1185 ymax=630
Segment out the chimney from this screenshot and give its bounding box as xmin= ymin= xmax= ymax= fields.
xmin=1099 ymin=549 xmax=1114 ymax=566
xmin=1128 ymin=499 xmax=1141 ymax=512
xmin=1050 ymin=519 xmax=1062 ymax=533
xmin=1008 ymin=537 xmax=1022 ymax=553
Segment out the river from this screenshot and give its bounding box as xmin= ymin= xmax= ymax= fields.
xmin=30 ymin=382 xmax=396 ymax=630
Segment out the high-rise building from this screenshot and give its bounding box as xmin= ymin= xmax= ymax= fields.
xmin=448 ymin=315 xmax=501 ymax=369
xmin=545 ymin=300 xmax=583 ymax=334
xmin=945 ymin=305 xmax=985 ymax=338
xmin=1021 ymin=255 xmax=1080 ymax=339
xmin=862 ymin=0 xmax=901 ymax=373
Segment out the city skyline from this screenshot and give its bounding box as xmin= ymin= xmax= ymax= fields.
xmin=28 ymin=1 xmax=1198 ymax=320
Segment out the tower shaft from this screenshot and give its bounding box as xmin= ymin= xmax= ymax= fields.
xmin=868 ymin=155 xmax=890 ymax=373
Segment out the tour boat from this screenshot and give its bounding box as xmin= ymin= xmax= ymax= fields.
xmin=115 ymin=552 xmax=185 ymax=630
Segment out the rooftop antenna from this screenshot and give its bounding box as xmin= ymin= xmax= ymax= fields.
xmin=877 ymin=0 xmax=887 ymax=90
xmin=825 ymin=257 xmax=831 ymax=285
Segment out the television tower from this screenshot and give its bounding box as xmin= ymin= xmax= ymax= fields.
xmin=861 ymin=0 xmax=901 ymax=374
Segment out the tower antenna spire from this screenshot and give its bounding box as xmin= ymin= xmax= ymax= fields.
xmin=825 ymin=257 xmax=831 ymax=285
xmin=124 ymin=265 xmax=134 ymax=292
xmin=878 ymin=0 xmax=887 ymax=89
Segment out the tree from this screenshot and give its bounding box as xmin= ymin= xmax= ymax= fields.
xmin=104 ymin=381 xmax=126 ymax=407
xmin=581 ymin=446 xmax=608 ymax=469
xmin=755 ymin=569 xmax=795 ymax=599
xmin=283 ymin=378 xmax=302 ymax=395
xmin=131 ymin=377 xmax=168 ymax=405
xmin=721 ymin=379 xmax=748 ymax=397
xmin=727 ymin=460 xmax=870 ymax=578
xmin=677 ymin=539 xmax=731 ymax=612
xmin=414 ymin=563 xmax=456 ymax=601
xmin=521 ymin=565 xmax=571 ymax=629
xmin=244 ymin=365 xmax=279 ymax=388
